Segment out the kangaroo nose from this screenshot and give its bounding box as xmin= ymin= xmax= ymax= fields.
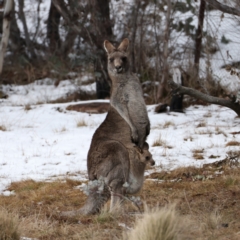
xmin=115 ymin=65 xmax=122 ymax=73
xmin=151 ymin=159 xmax=155 ymax=166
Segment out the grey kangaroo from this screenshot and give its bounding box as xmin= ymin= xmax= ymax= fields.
xmin=104 ymin=38 xmax=150 ymax=150
xmin=60 ymin=107 xmax=154 ymax=217
xmin=60 ymin=39 xmax=153 ymax=217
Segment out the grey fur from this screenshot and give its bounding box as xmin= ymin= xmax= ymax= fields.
xmin=60 ymin=107 xmax=154 ymax=217
xmin=60 ymin=39 xmax=153 ymax=218
xmin=104 ymin=38 xmax=150 ymax=149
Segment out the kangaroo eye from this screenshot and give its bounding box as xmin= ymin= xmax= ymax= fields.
xmin=109 ymin=58 xmax=114 ymax=62
xmin=146 ymin=156 xmax=150 ymax=161
xmin=121 ymin=57 xmax=127 ymax=62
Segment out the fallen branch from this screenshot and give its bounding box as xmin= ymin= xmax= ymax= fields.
xmin=170 ymin=81 xmax=240 ymax=116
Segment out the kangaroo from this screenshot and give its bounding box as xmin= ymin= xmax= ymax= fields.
xmin=60 ymin=107 xmax=155 ymax=217
xmin=104 ymin=38 xmax=150 ymax=150
xmin=60 ymin=39 xmax=153 ymax=217
xmin=87 ymin=140 xmax=155 ymax=213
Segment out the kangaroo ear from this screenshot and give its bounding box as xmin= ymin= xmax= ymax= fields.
xmin=118 ymin=38 xmax=129 ymax=52
xmin=142 ymin=142 xmax=149 ymax=150
xmin=104 ymin=40 xmax=115 ymax=54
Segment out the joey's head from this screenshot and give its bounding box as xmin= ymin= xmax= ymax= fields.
xmin=140 ymin=142 xmax=155 ymax=166
xmin=104 ymin=38 xmax=130 ymax=75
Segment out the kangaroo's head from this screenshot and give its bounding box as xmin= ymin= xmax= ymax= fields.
xmin=104 ymin=38 xmax=130 ymax=75
xmin=139 ymin=142 xmax=155 ymax=166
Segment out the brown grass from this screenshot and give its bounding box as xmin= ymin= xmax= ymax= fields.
xmin=0 ymin=209 xmax=20 ymax=240
xmin=24 ymin=104 xmax=32 ymax=111
xmin=163 ymin=121 xmax=175 ymax=128
xmin=152 ymin=136 xmax=172 ymax=149
xmin=226 ymin=141 xmax=240 ymax=147
xmin=124 ymin=204 xmax=197 ymax=240
xmin=76 ymin=118 xmax=88 ymax=127
xmin=0 ymin=125 xmax=7 ymax=131
xmin=192 ymin=149 xmax=204 ymax=160
xmin=196 ymin=121 xmax=206 ymax=128
xmin=0 ymin=163 xmax=240 ymax=239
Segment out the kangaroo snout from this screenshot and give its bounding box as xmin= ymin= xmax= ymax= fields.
xmin=150 ymin=159 xmax=155 ymax=166
xmin=115 ymin=65 xmax=123 ymax=73
xmin=146 ymin=155 xmax=155 ymax=166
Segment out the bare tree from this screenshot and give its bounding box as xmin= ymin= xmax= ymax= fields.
xmin=0 ymin=0 xmax=13 ymax=78
xmin=47 ymin=1 xmax=61 ymax=54
xmin=194 ymin=0 xmax=206 ymax=76
xmin=171 ymin=0 xmax=240 ymax=116
xmin=52 ymin=0 xmax=112 ymax=99
xmin=157 ymin=0 xmax=172 ymax=103
xmin=130 ymin=0 xmax=141 ymax=73
xmin=18 ymin=0 xmax=36 ymax=59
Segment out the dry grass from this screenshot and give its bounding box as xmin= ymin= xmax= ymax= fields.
xmin=152 ymin=136 xmax=166 ymax=147
xmin=226 ymin=140 xmax=240 ymax=147
xmin=163 ymin=121 xmax=175 ymax=128
xmin=53 ymin=126 xmax=67 ymax=133
xmin=124 ymin=205 xmax=197 ymax=240
xmin=0 ymin=163 xmax=240 ymax=239
xmin=0 ymin=209 xmax=20 ymax=240
xmin=24 ymin=104 xmax=32 ymax=111
xmin=152 ymin=135 xmax=172 ymax=149
xmin=203 ymin=112 xmax=212 ymax=118
xmin=192 ymin=149 xmax=204 ymax=160
xmin=196 ymin=121 xmax=206 ymax=128
xmin=0 ymin=125 xmax=7 ymax=131
xmin=76 ymin=118 xmax=88 ymax=127
xmin=215 ymin=127 xmax=228 ymax=137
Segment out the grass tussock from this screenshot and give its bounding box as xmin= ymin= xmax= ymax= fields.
xmin=152 ymin=136 xmax=166 ymax=147
xmin=0 ymin=163 xmax=240 ymax=239
xmin=96 ymin=207 xmax=116 ymax=224
xmin=76 ymin=118 xmax=88 ymax=127
xmin=24 ymin=104 xmax=32 ymax=111
xmin=196 ymin=121 xmax=206 ymax=128
xmin=124 ymin=205 xmax=196 ymax=240
xmin=192 ymin=149 xmax=204 ymax=160
xmin=163 ymin=121 xmax=175 ymax=128
xmin=0 ymin=125 xmax=7 ymax=131
xmin=0 ymin=209 xmax=20 ymax=240
xmin=152 ymin=135 xmax=172 ymax=149
xmin=53 ymin=126 xmax=67 ymax=133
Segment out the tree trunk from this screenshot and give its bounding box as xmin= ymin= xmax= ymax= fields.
xmin=130 ymin=0 xmax=141 ymax=73
xmin=47 ymin=1 xmax=61 ymax=54
xmin=61 ymin=0 xmax=78 ymax=57
xmin=52 ymin=0 xmax=112 ymax=99
xmin=18 ymin=0 xmax=37 ymax=59
xmin=0 ymin=0 xmax=13 ymax=75
xmin=89 ymin=0 xmax=113 ymax=99
xmin=8 ymin=1 xmax=25 ymax=54
xmin=157 ymin=0 xmax=171 ymax=103
xmin=194 ymin=0 xmax=206 ymax=75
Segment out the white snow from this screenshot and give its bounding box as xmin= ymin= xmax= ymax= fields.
xmin=1 ymin=80 xmax=239 ymax=195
